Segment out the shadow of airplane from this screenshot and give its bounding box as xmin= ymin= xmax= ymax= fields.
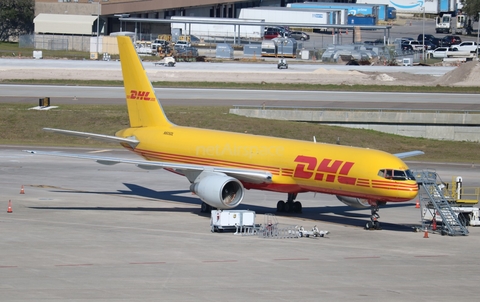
xmin=31 ymin=183 xmax=420 ymax=232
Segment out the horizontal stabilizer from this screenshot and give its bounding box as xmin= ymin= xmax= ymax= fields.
xmin=394 ymin=150 xmax=425 ymax=159
xmin=43 ymin=128 xmax=139 ymax=148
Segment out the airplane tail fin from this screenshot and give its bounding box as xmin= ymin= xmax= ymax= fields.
xmin=117 ymin=36 xmax=172 ymax=128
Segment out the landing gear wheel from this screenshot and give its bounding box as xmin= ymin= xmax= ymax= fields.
xmin=284 ymin=201 xmax=294 ymax=213
xmin=276 ymin=200 xmax=285 ymax=212
xmin=293 ymin=201 xmax=302 ymax=213
xmin=201 ymin=202 xmax=211 ymax=213
xmin=365 ymin=203 xmax=381 ymax=230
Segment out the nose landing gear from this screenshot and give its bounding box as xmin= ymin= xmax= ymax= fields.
xmin=365 ymin=204 xmax=381 ymax=230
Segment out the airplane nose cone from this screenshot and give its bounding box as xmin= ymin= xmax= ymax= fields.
xmin=403 ymin=182 xmax=419 ymax=200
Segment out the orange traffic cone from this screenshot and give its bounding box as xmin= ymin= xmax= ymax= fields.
xmin=7 ymin=200 xmax=12 ymax=213
xmin=423 ymin=228 xmax=429 ymax=238
xmin=20 ymin=185 xmax=25 ymax=194
xmin=415 ymin=199 xmax=420 ymax=208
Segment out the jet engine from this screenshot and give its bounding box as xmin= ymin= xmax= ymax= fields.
xmin=190 ymin=173 xmax=244 ymax=209
xmin=336 ymin=196 xmax=371 ymax=209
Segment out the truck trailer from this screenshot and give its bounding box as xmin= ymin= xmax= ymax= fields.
xmin=355 ymin=0 xmax=458 ymax=14
xmin=287 ymin=2 xmax=391 ymax=22
xmin=239 ymin=7 xmax=337 ymax=25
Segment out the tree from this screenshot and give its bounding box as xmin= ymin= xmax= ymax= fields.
xmin=461 ymin=0 xmax=480 ymax=20
xmin=0 ymin=0 xmax=34 ymax=42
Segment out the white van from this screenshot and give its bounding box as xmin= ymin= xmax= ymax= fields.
xmin=175 ymin=40 xmax=191 ymax=48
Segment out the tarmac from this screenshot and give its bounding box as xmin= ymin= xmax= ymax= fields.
xmin=1 ymin=145 xmax=480 ymax=301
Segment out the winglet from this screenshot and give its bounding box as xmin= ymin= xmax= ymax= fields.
xmin=394 ymin=150 xmax=425 ymax=159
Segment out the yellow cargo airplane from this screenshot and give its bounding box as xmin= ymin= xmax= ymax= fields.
xmin=26 ymin=36 xmax=423 ymax=230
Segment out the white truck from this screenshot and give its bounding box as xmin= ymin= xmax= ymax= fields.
xmin=450 ymin=41 xmax=478 ymax=53
xmin=436 ymin=14 xmax=452 ymax=33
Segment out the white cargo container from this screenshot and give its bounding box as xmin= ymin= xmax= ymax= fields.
xmin=210 ymin=210 xmax=256 ymax=232
xmin=355 ymin=0 xmax=456 ymax=14
xmin=170 ymin=16 xmax=264 ymax=39
xmin=239 ymin=7 xmax=335 ymax=25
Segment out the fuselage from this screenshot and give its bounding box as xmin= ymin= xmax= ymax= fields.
xmin=116 ymin=124 xmax=419 ymax=203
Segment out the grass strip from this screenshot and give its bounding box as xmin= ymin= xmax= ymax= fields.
xmin=0 ymin=103 xmax=478 ymax=163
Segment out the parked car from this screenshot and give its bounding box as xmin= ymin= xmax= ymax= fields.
xmin=364 ymin=38 xmax=385 ymax=45
xmin=400 ymin=44 xmax=414 ymax=52
xmin=440 ymin=35 xmax=462 ymax=47
xmin=401 ymin=40 xmax=424 ymax=51
xmin=174 ymin=40 xmax=191 ymax=48
xmin=264 ymin=27 xmax=288 ymax=39
xmin=417 ymin=34 xmax=441 ymax=48
xmin=422 ymin=40 xmax=437 ymax=50
xmin=289 ymin=31 xmax=310 ymax=41
xmin=450 ymin=41 xmax=478 ymax=53
xmin=427 ymin=47 xmax=450 ymax=58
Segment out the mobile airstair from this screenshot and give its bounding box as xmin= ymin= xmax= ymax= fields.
xmin=413 ymin=170 xmax=469 ymax=236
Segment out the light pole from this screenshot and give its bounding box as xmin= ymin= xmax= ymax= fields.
xmin=477 ymin=12 xmax=480 ymax=60
xmin=96 ymin=1 xmax=100 ymax=56
xmin=422 ymin=7 xmax=425 ymax=62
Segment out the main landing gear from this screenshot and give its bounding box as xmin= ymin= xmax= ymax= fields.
xmin=201 ymin=202 xmax=214 ymax=213
xmin=276 ymin=193 xmax=302 ymax=213
xmin=365 ymin=204 xmax=381 ymax=230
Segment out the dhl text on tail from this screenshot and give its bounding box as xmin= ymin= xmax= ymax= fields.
xmin=26 ymin=36 xmax=424 ymax=230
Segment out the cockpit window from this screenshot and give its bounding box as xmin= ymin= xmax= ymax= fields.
xmin=405 ymin=169 xmax=415 ymax=181
xmin=378 ymin=169 xmax=415 ymax=181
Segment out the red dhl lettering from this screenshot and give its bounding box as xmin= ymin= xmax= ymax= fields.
xmin=129 ymin=90 xmax=153 ymax=101
xmin=293 ymin=155 xmax=356 ymax=184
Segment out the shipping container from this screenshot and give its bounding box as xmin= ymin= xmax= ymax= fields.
xmin=348 ymin=16 xmax=377 ymax=26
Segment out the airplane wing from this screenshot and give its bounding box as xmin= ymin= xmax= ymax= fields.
xmin=43 ymin=128 xmax=139 ymax=149
xmin=394 ymin=150 xmax=425 ymax=159
xmin=23 ymin=150 xmax=273 ymax=184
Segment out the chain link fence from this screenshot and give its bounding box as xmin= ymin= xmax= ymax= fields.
xmin=19 ymin=34 xmax=94 ymax=52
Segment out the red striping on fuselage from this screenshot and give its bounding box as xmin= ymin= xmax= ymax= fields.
xmin=128 ymin=147 xmax=417 ymax=197
xmin=135 ymin=148 xmax=282 ymax=175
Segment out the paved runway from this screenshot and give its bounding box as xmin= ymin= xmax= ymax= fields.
xmin=1 ymin=146 xmax=479 ymax=301
xmin=0 ymin=58 xmax=455 ymax=76
xmin=1 ymin=85 xmax=479 ymax=110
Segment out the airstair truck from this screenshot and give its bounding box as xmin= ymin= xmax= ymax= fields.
xmin=422 ymin=174 xmax=480 ymax=227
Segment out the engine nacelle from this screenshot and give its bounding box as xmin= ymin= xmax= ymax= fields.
xmin=336 ymin=196 xmax=371 ymax=209
xmin=190 ymin=173 xmax=244 ymax=209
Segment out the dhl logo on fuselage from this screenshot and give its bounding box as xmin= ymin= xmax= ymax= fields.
xmin=128 ymin=90 xmax=154 ymax=101
xmin=294 ymin=155 xmax=356 ymax=185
